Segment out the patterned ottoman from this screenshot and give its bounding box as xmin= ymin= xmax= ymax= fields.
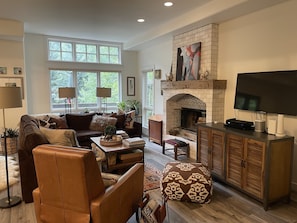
xmin=161 ymin=162 xmax=213 ymax=203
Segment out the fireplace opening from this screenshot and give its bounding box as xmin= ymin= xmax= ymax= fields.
xmin=181 ymin=108 xmax=206 ymax=132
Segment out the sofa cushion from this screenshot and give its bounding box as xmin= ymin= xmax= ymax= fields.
xmin=66 ymin=113 xmax=95 ymax=131
xmin=89 ymin=114 xmax=117 ymax=132
xmin=40 ymin=127 xmax=79 ymax=147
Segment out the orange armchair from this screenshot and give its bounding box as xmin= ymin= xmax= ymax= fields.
xmin=32 ymin=144 xmax=144 ymax=223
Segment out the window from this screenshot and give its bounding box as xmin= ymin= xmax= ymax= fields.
xmin=77 ymin=71 xmax=98 ymax=108
xmin=76 ymin=44 xmax=97 ymax=63
xmin=48 ymin=41 xmax=73 ymax=61
xmin=99 ymin=45 xmax=120 ymax=64
xmin=50 ymin=70 xmax=74 ymax=110
xmin=50 ymin=69 xmax=120 ymax=112
xmin=142 ymin=70 xmax=154 ymax=128
xmin=100 ymin=72 xmax=121 ymax=112
xmin=48 ymin=39 xmax=121 ymax=64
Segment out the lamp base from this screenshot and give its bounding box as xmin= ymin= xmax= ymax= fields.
xmin=0 ymin=196 xmax=22 ymax=208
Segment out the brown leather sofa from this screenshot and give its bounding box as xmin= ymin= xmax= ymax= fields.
xmin=32 ymin=145 xmax=144 ymax=223
xmin=18 ymin=113 xmax=142 ymax=203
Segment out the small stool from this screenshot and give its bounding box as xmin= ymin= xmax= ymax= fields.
xmin=162 ymin=139 xmax=189 ymax=160
xmin=161 ymin=162 xmax=212 ymax=203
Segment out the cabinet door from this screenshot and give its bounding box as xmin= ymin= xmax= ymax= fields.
xmin=226 ymin=134 xmax=244 ymax=188
xmin=210 ymin=130 xmax=225 ymax=178
xmin=197 ymin=126 xmax=210 ymax=167
xmin=243 ymin=138 xmax=265 ymax=199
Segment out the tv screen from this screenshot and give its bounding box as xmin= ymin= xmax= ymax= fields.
xmin=234 ymin=70 xmax=297 ymax=116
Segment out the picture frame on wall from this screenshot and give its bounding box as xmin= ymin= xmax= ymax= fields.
xmin=127 ymin=76 xmax=135 ymax=96
xmin=0 ymin=67 xmax=7 ymax=74
xmin=176 ymin=42 xmax=201 ymax=81
xmin=13 ymin=67 xmax=22 ymax=75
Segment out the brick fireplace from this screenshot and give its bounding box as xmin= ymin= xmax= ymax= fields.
xmin=161 ymin=23 xmax=227 ymax=159
xmin=161 ymin=80 xmax=226 ymax=158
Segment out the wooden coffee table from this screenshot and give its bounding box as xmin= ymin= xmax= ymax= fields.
xmin=91 ymin=136 xmax=144 ymax=172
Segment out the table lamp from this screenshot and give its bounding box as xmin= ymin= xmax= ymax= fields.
xmin=96 ymin=87 xmax=111 ymax=114
xmin=0 ymin=87 xmax=22 ymax=208
xmin=58 ymin=87 xmax=76 ymax=114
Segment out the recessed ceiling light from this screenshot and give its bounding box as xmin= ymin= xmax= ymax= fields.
xmin=164 ymin=2 xmax=173 ymax=7
xmin=137 ymin=18 xmax=145 ymax=23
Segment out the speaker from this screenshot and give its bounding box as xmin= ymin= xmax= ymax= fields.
xmin=254 ymin=120 xmax=265 ymax=132
xmin=276 ymin=114 xmax=285 ymax=137
xmin=267 ymin=119 xmax=276 ymax=135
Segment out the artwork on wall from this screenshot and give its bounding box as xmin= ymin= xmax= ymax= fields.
xmin=13 ymin=67 xmax=22 ymax=75
xmin=0 ymin=67 xmax=7 ymax=74
xmin=127 ymin=76 xmax=135 ymax=96
xmin=176 ymin=42 xmax=201 ymax=81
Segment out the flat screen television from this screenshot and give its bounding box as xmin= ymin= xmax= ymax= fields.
xmin=234 ymin=70 xmax=297 ymax=116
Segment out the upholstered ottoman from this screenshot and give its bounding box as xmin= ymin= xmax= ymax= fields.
xmin=161 ymin=162 xmax=212 ymax=203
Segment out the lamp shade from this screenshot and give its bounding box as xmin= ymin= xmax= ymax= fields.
xmin=96 ymin=87 xmax=111 ymax=97
xmin=59 ymin=87 xmax=76 ymax=98
xmin=0 ymin=87 xmax=22 ymax=109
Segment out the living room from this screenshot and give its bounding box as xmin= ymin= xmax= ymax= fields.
xmin=0 ymin=0 xmax=297 ymax=222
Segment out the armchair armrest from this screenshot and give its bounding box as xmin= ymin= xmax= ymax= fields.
xmin=91 ymin=163 xmax=144 ymax=223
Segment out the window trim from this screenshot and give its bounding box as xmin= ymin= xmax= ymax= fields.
xmin=47 ymin=37 xmax=122 ymax=65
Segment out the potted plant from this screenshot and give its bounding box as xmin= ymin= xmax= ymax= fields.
xmin=1 ymin=128 xmax=19 ymax=155
xmin=104 ymin=125 xmax=117 ymax=140
xmin=117 ymin=101 xmax=127 ymax=112
xmin=126 ymin=100 xmax=141 ymax=115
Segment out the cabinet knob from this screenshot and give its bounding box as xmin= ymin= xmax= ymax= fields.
xmin=241 ymin=160 xmax=246 ymax=168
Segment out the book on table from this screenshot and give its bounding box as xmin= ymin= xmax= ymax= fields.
xmin=123 ymin=137 xmax=145 ymax=147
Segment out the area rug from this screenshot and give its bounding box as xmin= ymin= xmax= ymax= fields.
xmin=0 ymin=156 xmax=19 ymax=192
xmin=144 ymin=163 xmax=162 ymax=192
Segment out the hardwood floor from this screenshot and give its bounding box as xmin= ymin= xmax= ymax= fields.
xmin=1 ymin=137 xmax=297 ymax=223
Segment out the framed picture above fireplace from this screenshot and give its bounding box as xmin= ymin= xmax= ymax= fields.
xmin=176 ymin=42 xmax=201 ymax=81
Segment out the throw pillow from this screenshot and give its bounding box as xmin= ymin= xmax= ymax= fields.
xmin=89 ymin=114 xmax=117 ymax=132
xmin=66 ymin=113 xmax=95 ymax=131
xmin=125 ymin=110 xmax=135 ymax=129
xmin=49 ymin=115 xmax=69 ymax=129
xmin=40 ymin=127 xmax=79 ymax=147
xmin=37 ymin=115 xmax=56 ymax=129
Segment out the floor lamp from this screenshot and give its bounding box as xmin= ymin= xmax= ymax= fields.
xmin=96 ymin=87 xmax=111 ymax=114
xmin=0 ymin=87 xmax=22 ymax=208
xmin=58 ymin=87 xmax=76 ymax=114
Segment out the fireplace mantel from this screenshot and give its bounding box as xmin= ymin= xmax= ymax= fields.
xmin=161 ymin=80 xmax=227 ymax=90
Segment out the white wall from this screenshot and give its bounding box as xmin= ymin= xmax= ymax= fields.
xmin=24 ymin=33 xmax=140 ymax=114
xmin=137 ymin=37 xmax=173 ymax=115
xmin=218 ymin=0 xmax=297 ymax=191
xmin=0 ymin=19 xmax=27 ymax=129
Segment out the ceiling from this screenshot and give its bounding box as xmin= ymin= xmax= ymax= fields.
xmin=0 ymin=0 xmax=289 ymax=50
